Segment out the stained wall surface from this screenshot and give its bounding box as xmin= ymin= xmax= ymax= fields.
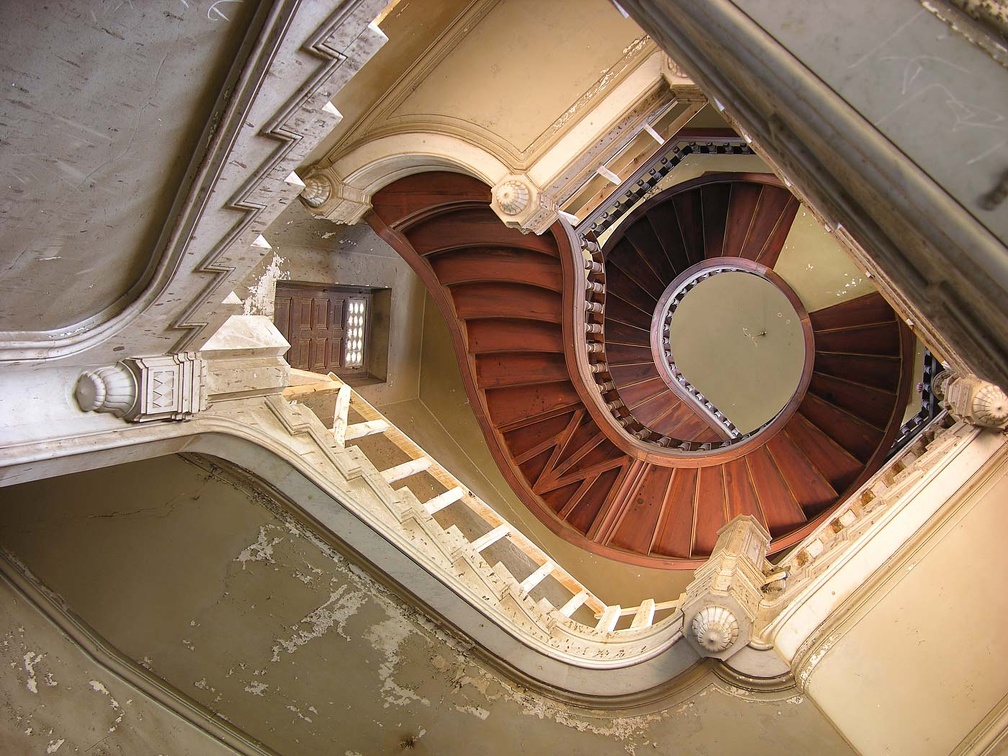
xmin=0 ymin=454 xmax=854 ymax=755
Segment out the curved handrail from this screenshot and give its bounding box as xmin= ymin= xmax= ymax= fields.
xmin=649 ymin=258 xmax=815 ymax=450
xmin=560 ymin=173 xmax=817 ymax=466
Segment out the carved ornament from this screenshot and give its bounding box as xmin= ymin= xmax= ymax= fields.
xmin=75 ymin=353 xmax=205 ymax=422
xmin=934 ymin=371 xmax=1008 ymax=430
xmin=691 ymin=605 xmax=740 ymax=653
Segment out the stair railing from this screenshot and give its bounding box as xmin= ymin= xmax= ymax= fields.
xmin=574 ymin=136 xmax=753 ymax=239
xmin=564 ymin=222 xmax=740 ymax=454
xmin=561 ymin=137 xmax=792 ymax=456
xmin=889 ymin=349 xmax=943 ymax=456
xmin=761 ymin=411 xmax=958 ymax=615
xmin=564 ymin=226 xmax=812 ymax=456
xmin=282 ymin=372 xmax=686 ymax=665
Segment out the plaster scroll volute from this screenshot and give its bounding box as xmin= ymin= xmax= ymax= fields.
xmin=298 ymin=165 xmax=372 ymax=225
xmin=934 ymin=371 xmax=1008 ymax=431
xmin=490 ymin=174 xmax=557 ymax=234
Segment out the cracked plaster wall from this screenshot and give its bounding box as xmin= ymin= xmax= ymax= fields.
xmin=0 ymin=455 xmax=854 ymax=755
xmin=0 ymin=0 xmax=257 ymax=331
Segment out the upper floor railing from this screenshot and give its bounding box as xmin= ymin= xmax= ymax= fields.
xmin=282 ymin=371 xmax=686 ymax=667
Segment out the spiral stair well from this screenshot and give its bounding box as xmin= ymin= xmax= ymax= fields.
xmin=367 ymin=170 xmax=915 ymax=570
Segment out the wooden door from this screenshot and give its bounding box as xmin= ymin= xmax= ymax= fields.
xmin=274 ymin=284 xmax=362 ymax=373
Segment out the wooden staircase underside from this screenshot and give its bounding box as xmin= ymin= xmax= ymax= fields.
xmin=368 ymin=171 xmax=914 ymax=569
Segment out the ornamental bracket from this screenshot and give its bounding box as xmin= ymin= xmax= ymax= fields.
xmin=679 ymin=515 xmax=772 ymax=660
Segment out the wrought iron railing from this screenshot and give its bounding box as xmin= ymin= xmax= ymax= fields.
xmin=889 ymin=349 xmax=943 ymax=456
xmin=576 ymin=137 xmax=754 ymax=239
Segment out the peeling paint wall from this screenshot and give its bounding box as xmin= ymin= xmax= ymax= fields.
xmin=0 ymin=575 xmax=232 ymax=755
xmin=0 ymin=455 xmax=854 ymax=755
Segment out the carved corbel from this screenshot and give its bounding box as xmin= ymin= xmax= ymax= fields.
xmin=298 ymin=165 xmax=372 ymax=224
xmin=490 ymin=174 xmax=558 ymax=234
xmin=661 ymin=54 xmax=691 ymax=85
xmin=75 ymin=353 xmax=206 ymax=422
xmin=934 ymin=371 xmax=1008 ymax=430
xmin=679 ymin=515 xmax=772 ymax=660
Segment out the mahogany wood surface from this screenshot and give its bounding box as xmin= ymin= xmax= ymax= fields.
xmin=368 ymin=171 xmax=915 ymax=569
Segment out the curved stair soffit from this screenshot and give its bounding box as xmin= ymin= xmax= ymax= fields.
xmin=368 ymin=171 xmax=916 ymax=569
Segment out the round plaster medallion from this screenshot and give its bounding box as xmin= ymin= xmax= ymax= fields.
xmin=691 ymin=605 xmax=740 ymax=653
xmin=975 ymin=383 xmax=1008 ymax=426
xmin=496 ymin=180 xmax=530 ymax=215
xmin=300 ymin=175 xmax=333 ymax=207
xmin=74 ymin=371 xmax=107 ymax=411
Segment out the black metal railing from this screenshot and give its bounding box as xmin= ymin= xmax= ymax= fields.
xmin=888 ymin=350 xmax=943 ymax=457
xmin=576 ymin=138 xmax=753 ymax=239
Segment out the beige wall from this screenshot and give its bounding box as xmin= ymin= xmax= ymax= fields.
xmin=805 ymin=443 xmax=1008 ymax=755
xmin=0 ymin=454 xmax=853 ymax=755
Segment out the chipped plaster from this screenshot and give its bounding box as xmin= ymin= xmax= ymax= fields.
xmin=0 ymin=454 xmax=854 ymax=755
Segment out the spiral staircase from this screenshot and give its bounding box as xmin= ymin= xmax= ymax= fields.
xmin=368 ymin=171 xmax=914 ymax=569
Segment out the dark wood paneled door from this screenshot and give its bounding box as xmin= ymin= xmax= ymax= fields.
xmin=274 ymin=283 xmax=371 ymax=374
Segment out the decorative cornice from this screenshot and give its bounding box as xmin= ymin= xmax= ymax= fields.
xmin=0 ymin=1 xmax=388 ymax=365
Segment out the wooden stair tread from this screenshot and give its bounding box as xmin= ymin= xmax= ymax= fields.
xmin=431 ymin=247 xmax=563 ymax=291
xmin=814 ymin=321 xmax=901 ymax=356
xmin=799 ymin=392 xmax=884 ymax=462
xmin=644 ymin=202 xmax=691 ymax=275
xmin=722 ymin=182 xmax=763 ymax=258
xmin=809 ymin=292 xmax=897 ymax=330
xmin=814 ymin=351 xmax=901 ymax=391
xmin=467 ymin=319 xmax=564 ymax=355
xmin=476 ymin=352 xmax=569 ymax=389
xmin=614 ymin=232 xmax=674 ymax=298
xmin=369 ymin=170 xmax=913 ymax=570
xmin=808 ymin=371 xmax=898 ymax=430
xmin=452 ymin=282 xmax=562 ymax=324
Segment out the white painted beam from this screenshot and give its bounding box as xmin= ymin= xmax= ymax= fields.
xmin=331 ymin=385 xmax=352 ymax=447
xmin=596 ymin=605 xmax=621 ymax=633
xmin=423 ymin=486 xmax=465 ymax=515
xmin=381 ymin=457 xmax=431 ymax=484
xmin=344 ymin=419 xmax=388 ymax=441
xmin=470 ymin=524 xmax=509 ymax=554
xmin=630 ymin=598 xmax=656 ymax=629
xmin=519 ymin=561 xmax=554 ymax=595
xmin=559 ymin=590 xmax=589 ymax=618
